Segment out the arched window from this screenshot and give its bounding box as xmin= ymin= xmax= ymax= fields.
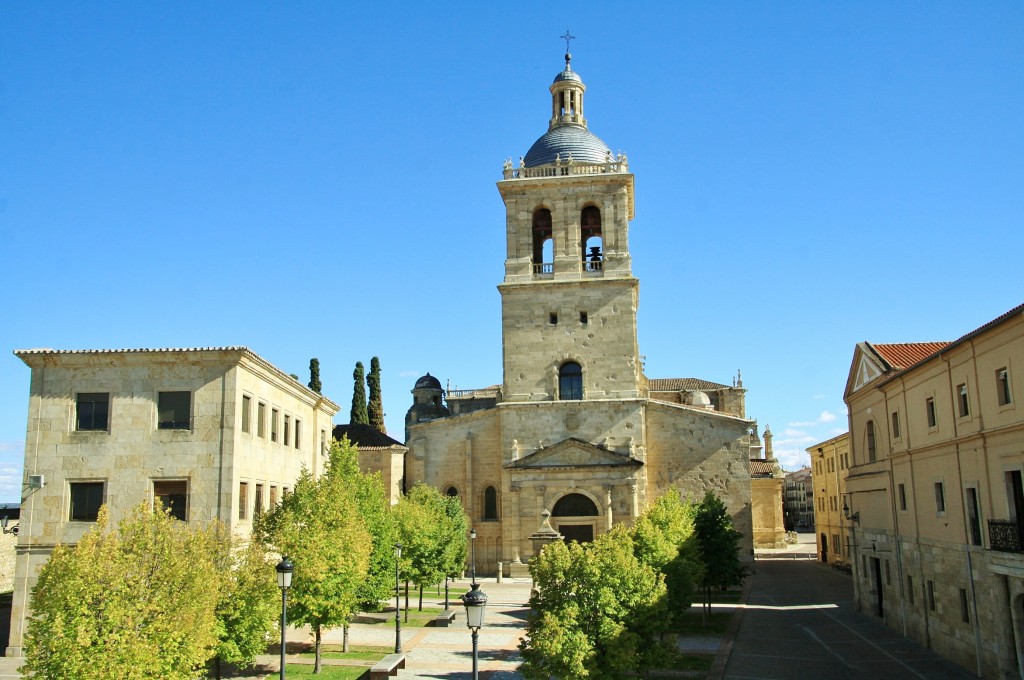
xmin=581 ymin=206 xmax=603 ymax=270
xmin=532 ymin=209 xmax=553 ymax=274
xmin=552 ymin=493 xmax=599 ymax=517
xmin=559 ymin=362 xmax=583 ymax=400
xmin=866 ymin=421 xmax=876 ymax=462
xmin=483 ymin=486 xmax=498 ymax=521
xmin=445 ymin=486 xmax=459 ymax=498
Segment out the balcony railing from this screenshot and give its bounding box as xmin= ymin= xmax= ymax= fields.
xmin=989 ymin=519 xmax=1023 ymax=553
xmin=532 ymin=262 xmax=553 ymax=275
xmin=503 ymin=156 xmax=629 ymax=180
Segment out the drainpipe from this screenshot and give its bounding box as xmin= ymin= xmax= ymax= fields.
xmin=943 ymin=353 xmax=984 ymax=677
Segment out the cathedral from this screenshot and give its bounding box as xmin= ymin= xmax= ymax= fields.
xmin=404 ymin=53 xmax=774 ymax=573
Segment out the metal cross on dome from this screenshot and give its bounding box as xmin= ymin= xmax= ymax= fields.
xmin=561 ymin=29 xmax=575 ymax=53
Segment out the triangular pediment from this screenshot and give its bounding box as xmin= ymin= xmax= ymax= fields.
xmin=845 ymin=342 xmax=887 ymax=398
xmin=505 ymin=438 xmax=642 ymax=469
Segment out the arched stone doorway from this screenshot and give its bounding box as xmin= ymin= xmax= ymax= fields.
xmin=552 ymin=492 xmax=599 ymax=543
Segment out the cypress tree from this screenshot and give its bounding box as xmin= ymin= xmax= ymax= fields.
xmin=367 ymin=356 xmax=385 ymax=433
xmin=350 ymin=362 xmax=368 ymax=425
xmin=308 ymin=358 xmax=322 ymax=394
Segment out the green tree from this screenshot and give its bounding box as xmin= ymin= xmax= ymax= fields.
xmin=329 ymin=436 xmax=398 ymax=650
xmin=367 ymin=356 xmax=385 ymax=433
xmin=257 ymin=447 xmax=372 ymax=673
xmin=308 ymin=358 xmax=322 ymax=394
xmin=395 ymin=484 xmax=466 ymax=614
xmin=22 ymin=504 xmax=224 ymax=680
xmin=350 ymin=361 xmax=368 ymax=425
xmin=439 ymin=493 xmax=469 ymax=585
xmin=631 ymin=490 xmax=701 ymax=624
xmin=212 ymin=538 xmax=279 ymax=679
xmin=694 ymin=491 xmax=747 ymax=619
xmin=519 ymin=526 xmax=671 ymax=680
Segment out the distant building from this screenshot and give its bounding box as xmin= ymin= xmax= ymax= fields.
xmin=7 ymin=347 xmax=340 ymax=657
xmin=844 ymin=303 xmax=1024 ymax=677
xmin=332 ymin=423 xmax=407 ymax=505
xmin=807 ymin=433 xmax=851 ymax=567
xmin=783 ymin=467 xmax=814 ymax=531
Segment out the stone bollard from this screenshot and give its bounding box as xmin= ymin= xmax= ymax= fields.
xmin=496 ymin=562 xmax=503 ymax=583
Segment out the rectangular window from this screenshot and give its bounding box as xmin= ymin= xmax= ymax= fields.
xmin=891 ymin=411 xmax=900 ymax=439
xmin=549 ymin=312 xmax=558 ymax=325
xmin=153 ymin=480 xmax=188 ymax=521
xmin=957 ymin=384 xmax=970 ymax=418
xmin=960 ymin=588 xmax=970 ymax=623
xmin=907 ymin=575 xmax=915 ymax=605
xmin=966 ymin=487 xmax=982 ymax=546
xmin=158 ymin=391 xmax=191 ymax=429
xmin=254 ymin=484 xmax=264 ymax=516
xmin=935 ymin=482 xmax=946 ymax=513
xmin=241 ymin=395 xmax=251 ymax=433
xmin=284 ymin=415 xmax=291 ymax=446
xmin=271 ymin=409 xmax=279 ymax=442
xmin=257 ymin=402 xmax=266 ymax=438
xmin=898 ymin=483 xmax=907 ymax=511
xmin=926 ymin=397 xmax=936 ymax=428
xmin=238 ymin=482 xmax=249 ymax=520
xmin=927 ymin=580 xmax=936 ymax=610
xmin=270 ymin=485 xmax=278 ymax=506
xmin=76 ymin=392 xmax=110 ymax=431
xmin=580 ymin=311 xmax=588 ymax=324
xmin=998 ymin=368 xmax=1012 ymax=406
xmin=884 ymin=560 xmax=891 ymax=585
xmin=294 ymin=419 xmax=301 ymax=449
xmin=69 ymin=482 xmax=104 ymax=521
xmin=321 ymin=430 xmax=327 ymax=455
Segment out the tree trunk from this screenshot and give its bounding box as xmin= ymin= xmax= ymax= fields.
xmin=314 ymin=624 xmax=322 ymax=674
xmin=214 ymin=656 xmax=222 ymax=680
xmin=418 ymin=584 xmax=424 ymax=611
xmin=343 ymin=622 xmax=350 ymax=653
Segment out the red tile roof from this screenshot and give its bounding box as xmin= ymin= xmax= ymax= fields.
xmin=749 ymin=459 xmax=778 ymax=477
xmin=869 ymin=342 xmax=950 ymax=371
xmin=649 ymin=378 xmax=730 ymax=391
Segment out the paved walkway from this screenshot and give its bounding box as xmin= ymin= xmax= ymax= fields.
xmin=722 ymin=537 xmax=977 ymax=680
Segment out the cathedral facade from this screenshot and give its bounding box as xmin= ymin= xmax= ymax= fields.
xmin=405 ymin=55 xmax=759 ymax=573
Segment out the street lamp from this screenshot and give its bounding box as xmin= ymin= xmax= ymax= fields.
xmin=0 ymin=514 xmax=17 ymax=536
xmin=461 ymin=582 xmax=488 ymax=680
xmin=394 ymin=543 xmax=402 ymax=654
xmin=276 ymin=556 xmax=294 ymax=680
xmin=470 ymin=527 xmax=477 ymax=584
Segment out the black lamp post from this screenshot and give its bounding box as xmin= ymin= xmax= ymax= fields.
xmin=394 ymin=543 xmax=402 ymax=653
xmin=276 ymin=556 xmax=294 ymax=680
xmin=470 ymin=527 xmax=477 ymax=584
xmin=461 ymin=582 xmax=488 ymax=680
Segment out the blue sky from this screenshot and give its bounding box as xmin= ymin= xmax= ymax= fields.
xmin=2 ymin=3 xmax=1022 ymax=502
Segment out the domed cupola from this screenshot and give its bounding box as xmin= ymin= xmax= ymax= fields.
xmin=522 ymin=52 xmax=613 ymax=168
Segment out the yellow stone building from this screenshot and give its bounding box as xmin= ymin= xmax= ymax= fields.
xmin=807 ymin=432 xmax=851 ymax=567
xmin=7 ymin=347 xmax=340 ymax=656
xmin=404 ymin=55 xmax=758 ymax=573
xmin=844 ymin=303 xmax=1024 ymax=677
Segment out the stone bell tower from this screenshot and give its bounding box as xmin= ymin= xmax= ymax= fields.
xmin=497 ymin=52 xmax=640 ymax=404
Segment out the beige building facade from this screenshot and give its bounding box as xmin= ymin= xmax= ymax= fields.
xmin=8 ymin=347 xmax=340 ymax=656
xmin=808 ymin=432 xmax=851 ymax=567
xmin=783 ymin=466 xmax=814 ymax=531
xmin=405 ymin=56 xmax=755 ymax=573
xmin=844 ymin=303 xmax=1024 ymax=678
xmin=750 ymin=426 xmax=786 ymax=549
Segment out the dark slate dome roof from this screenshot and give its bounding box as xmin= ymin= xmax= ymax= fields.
xmin=414 ymin=373 xmax=442 ymax=391
xmin=553 ymin=68 xmax=582 ymax=84
xmin=522 ymin=124 xmax=612 ymax=168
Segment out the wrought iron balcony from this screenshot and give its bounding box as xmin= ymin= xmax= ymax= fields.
xmin=989 ymin=519 xmax=1023 ymax=553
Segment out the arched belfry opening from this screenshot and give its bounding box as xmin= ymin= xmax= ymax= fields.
xmin=581 ymin=206 xmax=602 ymax=270
xmin=532 ymin=208 xmax=553 ymax=274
